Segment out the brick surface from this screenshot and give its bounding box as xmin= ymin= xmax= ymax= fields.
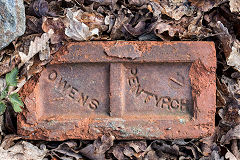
xmin=18 ymin=41 xmax=216 ymax=140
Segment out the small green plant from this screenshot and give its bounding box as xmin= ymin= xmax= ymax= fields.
xmin=0 ymin=68 xmax=24 ymax=115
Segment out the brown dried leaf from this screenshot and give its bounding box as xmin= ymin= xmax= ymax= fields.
xmin=221 ymin=75 xmax=240 ymax=104
xmin=205 ymin=18 xmax=233 ymax=58
xmin=124 ymin=0 xmax=148 ymax=7
xmin=110 ymin=140 xmax=147 ymax=159
xmin=110 ymin=7 xmax=133 ymax=39
xmin=75 ymin=11 xmax=105 ymax=31
xmin=123 ymin=21 xmax=146 ymax=37
xmin=221 ymin=124 xmax=240 ymax=144
xmin=79 ymin=135 xmax=115 ymax=160
xmin=225 ymin=149 xmax=238 ymax=160
xmin=152 ymin=0 xmax=195 ymax=20
xmin=128 ymin=141 xmax=147 ymax=153
xmin=188 ymin=0 xmax=223 ymax=12
xmin=144 ymin=150 xmax=159 ymax=159
xmin=229 ymin=0 xmax=240 ymax=14
xmin=0 ymin=135 xmax=22 ymax=149
xmin=154 ymin=22 xmax=176 ymax=40
xmin=4 ymin=106 xmax=16 ymax=134
xmin=25 ymin=16 xmax=43 ymax=35
xmin=211 ymin=150 xmax=224 ymax=160
xmin=152 ymin=140 xmax=179 ymax=158
xmin=0 ymin=53 xmax=20 ymax=77
xmin=0 ymin=141 xmax=47 ymax=160
xmin=112 ymin=145 xmax=125 ymax=160
xmin=231 ymin=140 xmax=240 ymax=160
xmin=29 ymin=0 xmax=62 ymax=17
xmin=65 ymin=9 xmax=99 ymax=41
xmin=88 ymin=0 xmax=118 ymax=6
xmin=42 ymin=17 xmax=66 ymax=44
xmin=18 ymin=32 xmax=52 ymax=66
xmin=149 ymin=2 xmax=162 ymax=18
xmin=52 ymin=141 xmax=82 ymax=160
xmin=227 ymin=40 xmax=240 ymax=72
xmin=200 ymin=134 xmax=215 ymax=156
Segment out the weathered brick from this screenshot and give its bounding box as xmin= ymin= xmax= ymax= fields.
xmin=18 ymin=41 xmax=216 ymax=140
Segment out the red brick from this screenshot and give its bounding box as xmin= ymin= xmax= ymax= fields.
xmin=18 ymin=41 xmax=216 ymax=140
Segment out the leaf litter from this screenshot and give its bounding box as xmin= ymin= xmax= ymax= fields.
xmin=0 ymin=0 xmax=240 ymax=159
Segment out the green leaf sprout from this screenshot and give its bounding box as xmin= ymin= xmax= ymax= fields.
xmin=0 ymin=68 xmax=24 ymax=114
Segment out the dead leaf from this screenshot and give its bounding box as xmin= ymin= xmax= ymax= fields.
xmin=0 ymin=51 xmax=20 ymax=77
xmin=225 ymin=149 xmax=238 ymax=160
xmin=29 ymin=0 xmax=62 ymax=17
xmin=153 ymin=0 xmax=195 ymax=20
xmin=231 ymin=139 xmax=240 ymax=160
xmin=123 ymin=21 xmax=147 ymax=37
xmin=205 ymin=17 xmax=233 ymax=58
xmin=0 ymin=135 xmax=22 ymax=149
xmin=229 ymin=0 xmax=240 ymax=14
xmin=221 ymin=124 xmax=240 ymax=144
xmin=188 ymin=0 xmax=223 ymax=12
xmin=154 ymin=22 xmax=176 ymax=40
xmin=65 ymin=9 xmax=99 ymax=41
xmin=124 ymin=0 xmax=148 ymax=7
xmin=25 ymin=16 xmax=43 ymax=35
xmin=200 ymin=134 xmax=215 ymax=156
xmin=88 ymin=0 xmax=118 ymax=6
xmin=211 ymin=150 xmax=224 ymax=160
xmin=110 ymin=6 xmax=133 ymax=39
xmin=111 ymin=145 xmax=125 ymax=160
xmin=227 ymin=40 xmax=240 ymax=72
xmin=0 ymin=141 xmax=47 ymax=160
xmin=76 ymin=11 xmax=105 ymax=31
xmin=152 ymin=140 xmax=179 ymax=158
xmin=128 ymin=141 xmax=147 ymax=153
xmin=4 ymin=106 xmax=17 ymax=134
xmin=18 ymin=31 xmax=53 ymax=67
xmin=42 ymin=17 xmax=66 ymax=44
xmin=110 ymin=140 xmax=147 ymax=159
xmin=149 ymin=2 xmax=162 ymax=18
xmin=52 ymin=141 xmax=83 ymax=160
xmin=144 ymin=150 xmax=159 ymax=159
xmin=79 ymin=135 xmax=115 ymax=160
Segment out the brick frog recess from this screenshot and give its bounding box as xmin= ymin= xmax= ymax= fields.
xmin=18 ymin=41 xmax=216 ymax=141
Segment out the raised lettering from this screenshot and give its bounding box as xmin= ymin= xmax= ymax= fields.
xmin=180 ymin=99 xmax=187 ymax=112
xmin=135 ymin=84 xmax=143 ymax=96
xmin=127 ymin=67 xmax=190 ymax=113
xmin=50 ymin=71 xmax=99 ymax=111
xmin=171 ymin=99 xmax=180 ymax=109
xmin=130 ymin=68 xmax=137 ymax=75
xmin=78 ymin=93 xmax=89 ymax=106
xmin=128 ymin=76 xmax=139 ymax=87
xmin=155 ymin=95 xmax=161 ymax=107
xmin=57 ymin=78 xmax=71 ymax=92
xmin=48 ymin=70 xmax=57 ymax=81
xmin=69 ymin=87 xmax=78 ymax=99
xmin=89 ymin=99 xmax=99 ymax=110
xmin=162 ymin=97 xmax=171 ymax=110
xmin=143 ymin=91 xmax=153 ymax=103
